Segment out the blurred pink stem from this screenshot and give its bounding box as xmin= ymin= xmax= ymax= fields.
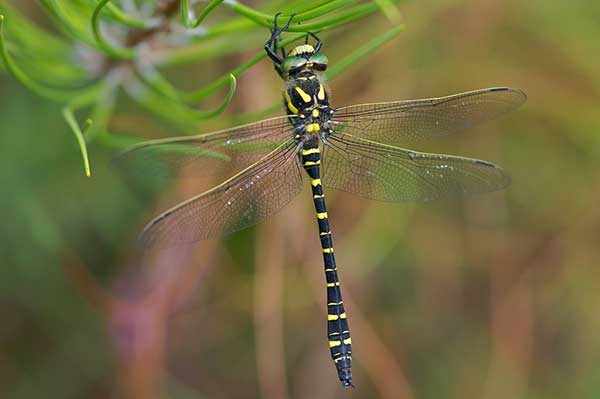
xmin=254 ymin=221 xmax=290 ymax=399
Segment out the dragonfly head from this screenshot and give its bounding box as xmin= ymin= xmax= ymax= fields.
xmin=282 ymin=45 xmax=329 ymax=76
xmin=288 ymin=44 xmax=315 ymax=58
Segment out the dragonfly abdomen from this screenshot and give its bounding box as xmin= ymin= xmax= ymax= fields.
xmin=301 ymin=144 xmax=353 ymax=387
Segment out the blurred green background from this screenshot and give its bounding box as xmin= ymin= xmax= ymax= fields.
xmin=2 ymin=1 xmax=600 ymax=398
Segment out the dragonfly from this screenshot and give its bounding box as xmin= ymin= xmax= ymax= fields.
xmin=118 ymin=14 xmax=526 ymax=388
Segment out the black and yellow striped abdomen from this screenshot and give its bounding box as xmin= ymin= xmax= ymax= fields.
xmin=301 ymin=144 xmax=353 ymax=387
xmin=282 ymin=64 xmax=352 ymax=386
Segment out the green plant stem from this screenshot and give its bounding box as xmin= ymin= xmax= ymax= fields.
xmin=182 ymin=32 xmax=306 ymax=102
xmin=104 ymin=2 xmax=149 ymax=29
xmin=205 ymin=0 xmax=400 ymax=39
xmin=198 ymin=73 xmax=237 ymax=118
xmin=224 ymin=1 xmax=275 ymax=26
xmin=372 ymin=0 xmax=402 ymax=21
xmin=295 ymin=0 xmax=358 ymax=21
xmin=136 ymin=63 xmax=182 ymax=100
xmin=138 ymin=66 xmax=237 ymax=116
xmin=0 ymin=14 xmax=102 ymax=104
xmin=63 ymin=107 xmax=92 ymax=177
xmin=294 ymin=2 xmax=390 ymax=32
xmin=192 ymin=0 xmax=339 ymax=39
xmin=225 ymin=0 xmax=358 ymax=26
xmin=86 ymin=82 xmax=118 ymax=142
xmin=96 ymin=130 xmax=143 ymax=150
xmin=181 ymin=0 xmax=224 ymax=28
xmin=224 ymin=0 xmax=401 ymax=30
xmin=91 ymin=0 xmax=135 ymax=59
xmin=126 ymin=74 xmax=237 ymax=127
xmin=290 ymin=0 xmax=342 ymax=15
xmin=38 ymin=0 xmax=97 ymax=47
xmin=327 ymin=24 xmax=404 ymax=79
xmin=180 ymin=73 xmax=237 ymax=119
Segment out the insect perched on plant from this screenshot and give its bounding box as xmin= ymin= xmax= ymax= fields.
xmin=118 ymin=14 xmax=526 ymax=388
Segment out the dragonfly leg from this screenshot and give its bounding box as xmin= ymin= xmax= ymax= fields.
xmin=307 ymin=31 xmax=322 ymax=53
xmin=264 ymin=13 xmax=296 ymax=65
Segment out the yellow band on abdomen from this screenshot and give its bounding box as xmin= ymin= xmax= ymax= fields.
xmin=302 ymin=148 xmax=320 ymax=155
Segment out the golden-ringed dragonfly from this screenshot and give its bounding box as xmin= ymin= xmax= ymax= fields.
xmin=118 ymin=14 xmax=526 ymax=388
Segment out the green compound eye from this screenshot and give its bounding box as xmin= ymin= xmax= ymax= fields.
xmin=282 ymin=56 xmax=307 ymax=73
xmin=309 ymin=53 xmax=328 ymax=71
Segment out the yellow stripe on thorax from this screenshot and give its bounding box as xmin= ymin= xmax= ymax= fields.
xmin=317 ymin=84 xmax=326 ymax=100
xmin=310 ymin=178 xmax=322 ymax=186
xmin=284 ymin=90 xmax=299 ymax=114
xmin=295 ymin=86 xmax=312 ymax=103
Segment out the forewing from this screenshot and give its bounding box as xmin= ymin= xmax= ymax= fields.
xmin=138 ymin=140 xmax=303 ymax=249
xmin=115 ymin=116 xmax=296 ymax=180
xmin=332 ymin=87 xmax=526 ymax=147
xmin=322 ymin=133 xmax=510 ymax=202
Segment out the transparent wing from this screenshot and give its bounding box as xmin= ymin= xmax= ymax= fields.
xmin=332 ymin=87 xmax=526 ymax=147
xmin=138 ymin=140 xmax=303 ymax=249
xmin=115 ymin=115 xmax=296 ymax=180
xmin=322 ymin=133 xmax=510 ymax=202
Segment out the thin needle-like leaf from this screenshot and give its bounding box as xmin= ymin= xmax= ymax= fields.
xmin=224 ymin=0 xmax=276 ymax=27
xmin=181 ymin=0 xmax=224 ymax=28
xmin=137 ymin=70 xmax=237 ymax=120
xmin=38 ymin=0 xmax=96 ymax=45
xmin=63 ymin=107 xmax=92 ymax=177
xmin=91 ymin=0 xmax=135 ymax=59
xmin=0 ymin=14 xmax=102 ymax=104
xmin=191 ymin=73 xmax=237 ymax=119
xmin=223 ymin=0 xmax=402 ymax=31
xmin=104 ymin=2 xmax=151 ymax=29
xmin=372 ymin=0 xmax=402 ymax=22
xmin=327 ymin=24 xmax=404 ymax=79
xmin=182 ymin=32 xmax=306 ymax=102
xmin=295 ymin=0 xmax=359 ymax=20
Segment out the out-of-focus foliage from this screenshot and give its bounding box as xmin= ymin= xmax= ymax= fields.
xmin=1 ymin=0 xmax=599 ymax=398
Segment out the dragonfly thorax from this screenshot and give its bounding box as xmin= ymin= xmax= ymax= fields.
xmin=283 ymin=69 xmax=332 ymax=143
